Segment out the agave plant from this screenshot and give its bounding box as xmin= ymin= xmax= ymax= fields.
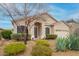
xmin=68 ymin=34 xmax=79 ymax=50
xmin=56 ymin=37 xmax=68 ymax=51
xmin=56 ymin=34 xmax=79 ymax=51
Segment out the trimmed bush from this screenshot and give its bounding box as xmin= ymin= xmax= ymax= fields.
xmin=31 ymin=45 xmax=52 ymax=56
xmin=56 ymin=37 xmax=68 ymax=51
xmin=46 ymin=34 xmax=57 ymax=39
xmin=1 ymin=30 xmax=12 ymax=39
xmin=4 ymin=42 xmax=26 ymax=56
xmin=35 ymin=40 xmax=50 ymax=47
xmin=11 ymin=33 xmax=31 ymax=41
xmin=11 ymin=33 xmax=24 ymax=41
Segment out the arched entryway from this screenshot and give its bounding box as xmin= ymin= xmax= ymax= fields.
xmin=34 ymin=22 xmax=42 ymax=38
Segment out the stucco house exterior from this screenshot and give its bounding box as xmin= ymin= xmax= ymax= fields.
xmin=12 ymin=13 xmax=79 ymax=39
xmin=54 ymin=21 xmax=70 ymax=38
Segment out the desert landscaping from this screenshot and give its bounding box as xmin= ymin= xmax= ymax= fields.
xmin=0 ymin=39 xmax=79 ymax=56
xmin=0 ymin=3 xmax=79 ymax=56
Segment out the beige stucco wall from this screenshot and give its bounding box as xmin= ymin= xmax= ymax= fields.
xmin=13 ymin=13 xmax=79 ymax=39
xmin=29 ymin=19 xmax=46 ymax=39
xmin=13 ymin=13 xmax=57 ymax=39
xmin=13 ymin=20 xmax=26 ymax=33
xmin=29 ymin=14 xmax=57 ymax=39
xmin=54 ymin=22 xmax=70 ymax=38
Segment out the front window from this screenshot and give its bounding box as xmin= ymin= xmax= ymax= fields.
xmin=17 ymin=26 xmax=25 ymax=33
xmin=45 ymin=27 xmax=50 ymax=35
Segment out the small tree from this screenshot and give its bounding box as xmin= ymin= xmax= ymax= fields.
xmin=0 ymin=3 xmax=50 ymax=44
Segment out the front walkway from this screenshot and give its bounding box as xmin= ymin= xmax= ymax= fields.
xmin=20 ymin=41 xmax=35 ymax=56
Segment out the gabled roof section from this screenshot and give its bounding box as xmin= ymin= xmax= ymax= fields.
xmin=12 ymin=12 xmax=58 ymax=23
xmin=39 ymin=12 xmax=58 ymax=22
xmin=56 ymin=21 xmax=70 ymax=28
xmin=61 ymin=21 xmax=71 ymax=28
xmin=61 ymin=20 xmax=79 ymax=28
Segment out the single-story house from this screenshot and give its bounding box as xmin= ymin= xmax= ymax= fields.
xmin=12 ymin=13 xmax=79 ymax=39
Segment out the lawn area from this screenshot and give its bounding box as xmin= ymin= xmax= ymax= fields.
xmin=0 ymin=40 xmax=79 ymax=56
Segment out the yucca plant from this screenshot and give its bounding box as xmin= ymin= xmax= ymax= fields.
xmin=56 ymin=37 xmax=68 ymax=51
xmin=56 ymin=34 xmax=79 ymax=51
xmin=68 ymin=34 xmax=79 ymax=50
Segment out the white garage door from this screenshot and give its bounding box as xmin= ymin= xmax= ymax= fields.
xmin=54 ymin=30 xmax=69 ymax=38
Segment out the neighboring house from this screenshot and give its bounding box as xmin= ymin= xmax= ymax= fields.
xmin=12 ymin=13 xmax=79 ymax=39
xmin=64 ymin=20 xmax=79 ymax=35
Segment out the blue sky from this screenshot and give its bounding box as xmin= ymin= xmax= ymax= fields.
xmin=49 ymin=3 xmax=79 ymax=20
xmin=0 ymin=3 xmax=79 ymax=29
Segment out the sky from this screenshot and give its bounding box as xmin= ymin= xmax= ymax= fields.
xmin=0 ymin=3 xmax=79 ymax=29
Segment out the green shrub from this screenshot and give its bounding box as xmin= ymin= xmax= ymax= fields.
xmin=4 ymin=42 xmax=26 ymax=56
xmin=11 ymin=33 xmax=24 ymax=41
xmin=11 ymin=33 xmax=31 ymax=41
xmin=31 ymin=45 xmax=52 ymax=56
xmin=68 ymin=34 xmax=79 ymax=50
xmin=0 ymin=33 xmax=2 ymax=40
xmin=35 ymin=40 xmax=50 ymax=47
xmin=46 ymin=34 xmax=57 ymax=39
xmin=56 ymin=37 xmax=68 ymax=51
xmin=1 ymin=30 xmax=12 ymax=39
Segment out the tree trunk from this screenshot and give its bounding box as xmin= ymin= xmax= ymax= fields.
xmin=24 ymin=26 xmax=28 ymax=44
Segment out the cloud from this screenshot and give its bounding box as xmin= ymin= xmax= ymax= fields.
xmin=64 ymin=9 xmax=79 ymax=20
xmin=49 ymin=5 xmax=66 ymax=16
xmin=68 ymin=13 xmax=79 ymax=19
xmin=49 ymin=4 xmax=79 ymax=21
xmin=48 ymin=5 xmax=67 ymax=20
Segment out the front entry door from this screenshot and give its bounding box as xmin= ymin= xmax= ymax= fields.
xmin=34 ymin=27 xmax=38 ymax=38
xmin=34 ymin=22 xmax=41 ymax=38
